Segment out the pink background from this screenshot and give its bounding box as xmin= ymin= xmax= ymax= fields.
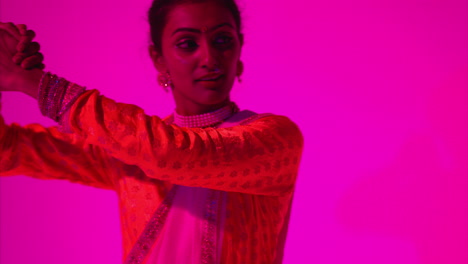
xmin=1 ymin=0 xmax=467 ymax=263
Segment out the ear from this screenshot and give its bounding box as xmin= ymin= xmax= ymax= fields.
xmin=149 ymin=45 xmax=167 ymax=72
xmin=236 ymin=60 xmax=244 ymax=77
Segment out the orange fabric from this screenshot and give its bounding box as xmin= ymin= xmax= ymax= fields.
xmin=0 ymin=89 xmax=304 ymax=263
xmin=0 ymin=115 xmax=116 ymax=189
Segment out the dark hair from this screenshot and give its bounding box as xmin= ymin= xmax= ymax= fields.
xmin=148 ymin=0 xmax=242 ymax=53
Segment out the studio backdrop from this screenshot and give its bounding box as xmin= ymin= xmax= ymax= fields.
xmin=0 ymin=0 xmax=467 ymax=263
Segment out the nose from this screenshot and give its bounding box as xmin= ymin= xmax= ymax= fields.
xmin=199 ymin=40 xmax=219 ymax=71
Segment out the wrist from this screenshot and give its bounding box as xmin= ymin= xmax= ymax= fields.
xmin=17 ymin=69 xmax=43 ymax=99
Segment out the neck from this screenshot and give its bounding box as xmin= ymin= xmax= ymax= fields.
xmin=174 ymin=99 xmax=232 ymax=116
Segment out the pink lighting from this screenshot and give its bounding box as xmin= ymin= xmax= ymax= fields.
xmin=1 ymin=0 xmax=467 ymax=263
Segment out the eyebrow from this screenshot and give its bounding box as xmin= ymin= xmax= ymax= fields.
xmin=171 ymin=23 xmax=234 ymax=36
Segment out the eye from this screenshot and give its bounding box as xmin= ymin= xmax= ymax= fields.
xmin=176 ymin=39 xmax=198 ymax=51
xmin=213 ymin=35 xmax=233 ymax=47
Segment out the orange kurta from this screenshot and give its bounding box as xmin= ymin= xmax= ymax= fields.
xmin=0 ymin=89 xmax=303 ymax=263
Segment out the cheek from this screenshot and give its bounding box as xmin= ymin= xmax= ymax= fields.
xmin=223 ymin=51 xmax=240 ymax=75
xmin=168 ymin=54 xmax=197 ymax=82
xmin=222 ymin=46 xmax=241 ymax=66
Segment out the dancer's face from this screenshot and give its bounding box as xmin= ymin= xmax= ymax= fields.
xmin=150 ymin=2 xmax=243 ymax=115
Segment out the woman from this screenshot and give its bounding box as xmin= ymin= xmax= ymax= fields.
xmin=0 ymin=0 xmax=303 ymax=263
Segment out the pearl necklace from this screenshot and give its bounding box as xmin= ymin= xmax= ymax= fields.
xmin=172 ymin=102 xmax=239 ymax=128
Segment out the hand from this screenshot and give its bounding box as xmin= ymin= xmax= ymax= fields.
xmin=0 ymin=22 xmax=42 ymax=98
xmin=0 ymin=23 xmax=45 ymax=70
xmin=14 ymin=24 xmax=45 ymax=70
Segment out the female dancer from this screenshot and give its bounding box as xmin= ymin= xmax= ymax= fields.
xmin=0 ymin=0 xmax=303 ymax=263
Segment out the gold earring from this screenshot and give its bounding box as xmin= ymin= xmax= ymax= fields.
xmin=236 ymin=61 xmax=244 ymax=83
xmin=157 ymin=71 xmax=172 ymax=92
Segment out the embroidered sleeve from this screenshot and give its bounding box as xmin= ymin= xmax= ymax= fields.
xmin=62 ymin=89 xmax=304 ymax=196
xmin=0 ymin=115 xmax=118 ymax=190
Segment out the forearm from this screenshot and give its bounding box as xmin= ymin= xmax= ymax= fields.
xmin=23 ymin=72 xmax=303 ymax=195
xmin=0 ymin=115 xmax=118 ymax=189
xmin=60 ymin=89 xmax=304 ymax=196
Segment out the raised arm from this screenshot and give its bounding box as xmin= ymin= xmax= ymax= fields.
xmin=59 ymin=89 xmax=304 ymax=196
xmin=0 ymin=23 xmax=304 ymax=196
xmin=0 ymin=115 xmax=118 ymax=189
xmin=0 ymin=23 xmax=118 ymax=189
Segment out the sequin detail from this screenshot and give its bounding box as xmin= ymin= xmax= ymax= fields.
xmin=38 ymin=72 xmax=86 ymax=122
xmin=124 ymin=185 xmax=178 ymax=264
xmin=201 ymin=189 xmax=221 ymax=264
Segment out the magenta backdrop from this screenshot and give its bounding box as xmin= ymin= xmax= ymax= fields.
xmin=1 ymin=0 xmax=467 ymax=263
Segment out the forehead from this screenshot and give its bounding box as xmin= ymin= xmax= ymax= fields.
xmin=164 ymin=2 xmax=236 ymax=33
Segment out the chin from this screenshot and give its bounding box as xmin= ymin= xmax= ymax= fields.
xmin=199 ymin=87 xmax=231 ymax=104
xmin=201 ymin=97 xmax=229 ymax=108
xmin=198 ymin=93 xmax=230 ymax=107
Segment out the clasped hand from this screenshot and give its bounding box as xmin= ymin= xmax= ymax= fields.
xmin=0 ymin=22 xmax=44 ymax=97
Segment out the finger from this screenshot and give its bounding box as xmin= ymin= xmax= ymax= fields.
xmin=20 ymin=53 xmax=44 ymax=69
xmin=20 ymin=53 xmax=43 ymax=70
xmin=22 ymin=41 xmax=40 ymax=55
xmin=17 ymin=30 xmax=36 ymax=52
xmin=0 ymin=22 xmax=21 ymax=40
xmin=12 ymin=52 xmax=34 ymax=64
xmin=12 ymin=42 xmax=42 ymax=64
xmin=12 ymin=53 xmax=26 ymax=65
xmin=17 ymin=24 xmax=27 ymax=35
xmin=23 ymin=29 xmax=36 ymax=39
xmin=12 ymin=52 xmax=26 ymax=64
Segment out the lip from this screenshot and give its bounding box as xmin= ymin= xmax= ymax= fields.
xmin=196 ymin=73 xmax=224 ymax=82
